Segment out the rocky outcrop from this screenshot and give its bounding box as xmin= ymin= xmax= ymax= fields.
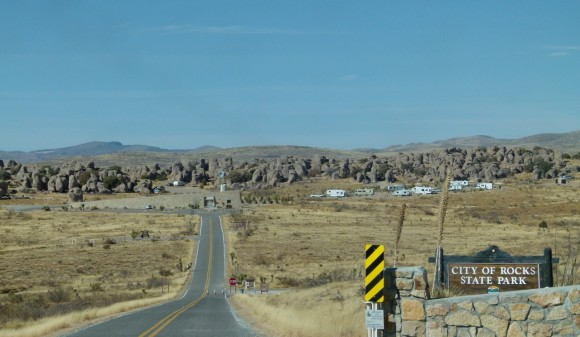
xmin=0 ymin=146 xmax=573 ymax=195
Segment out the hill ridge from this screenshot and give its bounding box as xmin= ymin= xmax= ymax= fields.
xmin=1 ymin=130 xmax=579 ymax=165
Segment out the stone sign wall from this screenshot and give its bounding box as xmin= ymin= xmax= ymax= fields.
xmin=384 ymin=266 xmax=580 ymax=337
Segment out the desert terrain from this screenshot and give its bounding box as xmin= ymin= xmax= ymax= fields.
xmin=0 ymin=165 xmax=578 ymax=337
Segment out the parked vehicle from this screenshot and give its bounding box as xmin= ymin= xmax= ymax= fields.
xmin=476 ymin=183 xmax=493 ymax=190
xmin=450 ymin=184 xmax=463 ymax=191
xmin=392 ymin=189 xmax=411 ymax=196
xmin=325 ymin=189 xmax=346 ymax=197
xmin=411 ymin=186 xmax=432 ymax=195
xmin=353 ymin=188 xmax=374 ymax=196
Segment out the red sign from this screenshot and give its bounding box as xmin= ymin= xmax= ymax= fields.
xmin=229 ymin=278 xmax=237 ymax=286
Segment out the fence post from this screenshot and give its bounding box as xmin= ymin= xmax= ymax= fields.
xmin=544 ymin=247 xmax=553 ymax=287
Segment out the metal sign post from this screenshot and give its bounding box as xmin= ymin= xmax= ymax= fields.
xmin=365 ymin=302 xmax=384 ymax=337
xmin=229 ymin=277 xmax=237 ymax=294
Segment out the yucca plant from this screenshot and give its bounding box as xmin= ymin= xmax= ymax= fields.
xmin=393 ymin=203 xmax=406 ymax=267
xmin=432 ymin=171 xmax=452 ymax=296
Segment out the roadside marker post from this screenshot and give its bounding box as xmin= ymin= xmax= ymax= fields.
xmin=365 ymin=244 xmax=384 ymax=303
xmin=365 ymin=244 xmax=385 ymax=337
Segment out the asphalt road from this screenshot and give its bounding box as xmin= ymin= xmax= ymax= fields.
xmin=61 ymin=211 xmax=260 ymax=337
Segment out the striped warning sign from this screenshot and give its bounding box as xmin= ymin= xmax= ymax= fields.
xmin=365 ymin=244 xmax=385 ymax=302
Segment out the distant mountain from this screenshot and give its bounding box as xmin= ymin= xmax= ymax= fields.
xmin=358 ymin=131 xmax=580 ymax=155
xmin=0 ymin=141 xmax=221 ymax=164
xmin=1 ymin=131 xmax=579 ymax=166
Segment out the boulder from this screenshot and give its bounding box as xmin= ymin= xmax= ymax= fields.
xmin=68 ymin=187 xmax=83 ymax=202
xmin=0 ymin=181 xmax=8 ymax=198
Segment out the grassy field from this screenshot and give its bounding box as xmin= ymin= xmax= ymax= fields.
xmin=0 ymin=172 xmax=579 ymax=337
xmin=0 ymin=194 xmax=199 ymax=337
xmin=226 ymin=174 xmax=580 ymax=337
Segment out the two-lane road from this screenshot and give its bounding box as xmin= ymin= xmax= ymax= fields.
xmin=63 ymin=211 xmax=258 ymax=337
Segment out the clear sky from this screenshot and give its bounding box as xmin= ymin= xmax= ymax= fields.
xmin=1 ymin=1 xmax=579 ymax=151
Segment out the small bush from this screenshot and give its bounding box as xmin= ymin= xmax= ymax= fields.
xmin=90 ymin=283 xmax=104 ymax=292
xmin=146 ymin=276 xmax=165 ymax=288
xmin=48 ymin=287 xmax=70 ymax=303
xmin=159 ymin=267 xmax=173 ymax=277
xmin=276 ymin=276 xmax=300 ymax=287
xmin=103 ymin=176 xmax=121 ymax=190
xmin=104 ymin=238 xmax=116 ymax=245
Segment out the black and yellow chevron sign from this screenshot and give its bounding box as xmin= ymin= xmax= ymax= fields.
xmin=365 ymin=244 xmax=385 ymax=302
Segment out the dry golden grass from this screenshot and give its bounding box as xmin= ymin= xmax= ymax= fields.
xmin=1 ymin=295 xmax=173 ymax=337
xmin=226 ymin=175 xmax=580 ymax=336
xmin=0 ymin=206 xmax=198 ymax=335
xmin=1 ymin=169 xmax=579 ymax=337
xmin=3 ymin=190 xmax=135 ymax=206
xmin=230 ymin=280 xmax=364 ymax=337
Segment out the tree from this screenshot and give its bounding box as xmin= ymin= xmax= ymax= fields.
xmin=103 ymin=176 xmax=121 ymax=190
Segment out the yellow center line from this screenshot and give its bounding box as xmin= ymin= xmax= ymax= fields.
xmin=138 ymin=216 xmax=214 ymax=337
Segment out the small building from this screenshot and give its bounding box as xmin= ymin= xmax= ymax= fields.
xmin=204 ymin=196 xmax=217 ymax=208
xmin=353 ymin=188 xmax=374 ymax=196
xmin=326 ymin=189 xmax=346 ymax=197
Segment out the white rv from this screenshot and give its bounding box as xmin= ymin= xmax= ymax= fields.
xmin=354 ymin=188 xmax=374 ymax=196
xmin=476 ymin=183 xmax=493 ymax=190
xmin=411 ymin=186 xmax=433 ymax=195
xmin=449 ymin=184 xmax=463 ymax=191
xmin=451 ymin=180 xmax=469 ymax=186
xmin=325 ymin=189 xmax=346 ymax=197
xmin=449 ymin=181 xmax=465 ymax=191
xmin=392 ymin=189 xmax=411 ymax=196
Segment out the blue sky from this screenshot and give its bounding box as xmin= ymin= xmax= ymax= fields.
xmin=1 ymin=1 xmax=579 ymax=151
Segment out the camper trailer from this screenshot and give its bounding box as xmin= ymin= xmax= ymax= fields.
xmin=325 ymin=189 xmax=346 ymax=198
xmin=449 ymin=184 xmax=463 ymax=191
xmin=451 ymin=180 xmax=469 ymax=186
xmin=387 ymin=184 xmax=404 ymax=191
xmin=392 ymin=189 xmax=411 ymax=196
xmin=476 ymin=183 xmax=493 ymax=190
xmin=354 ymin=188 xmax=374 ymax=196
xmin=449 ymin=181 xmax=465 ymax=191
xmin=411 ymin=186 xmax=433 ymax=195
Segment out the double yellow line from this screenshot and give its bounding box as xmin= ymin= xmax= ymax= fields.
xmin=138 ymin=216 xmax=214 ymax=337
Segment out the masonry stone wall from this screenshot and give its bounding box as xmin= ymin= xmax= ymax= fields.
xmin=386 ymin=266 xmax=580 ymax=337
